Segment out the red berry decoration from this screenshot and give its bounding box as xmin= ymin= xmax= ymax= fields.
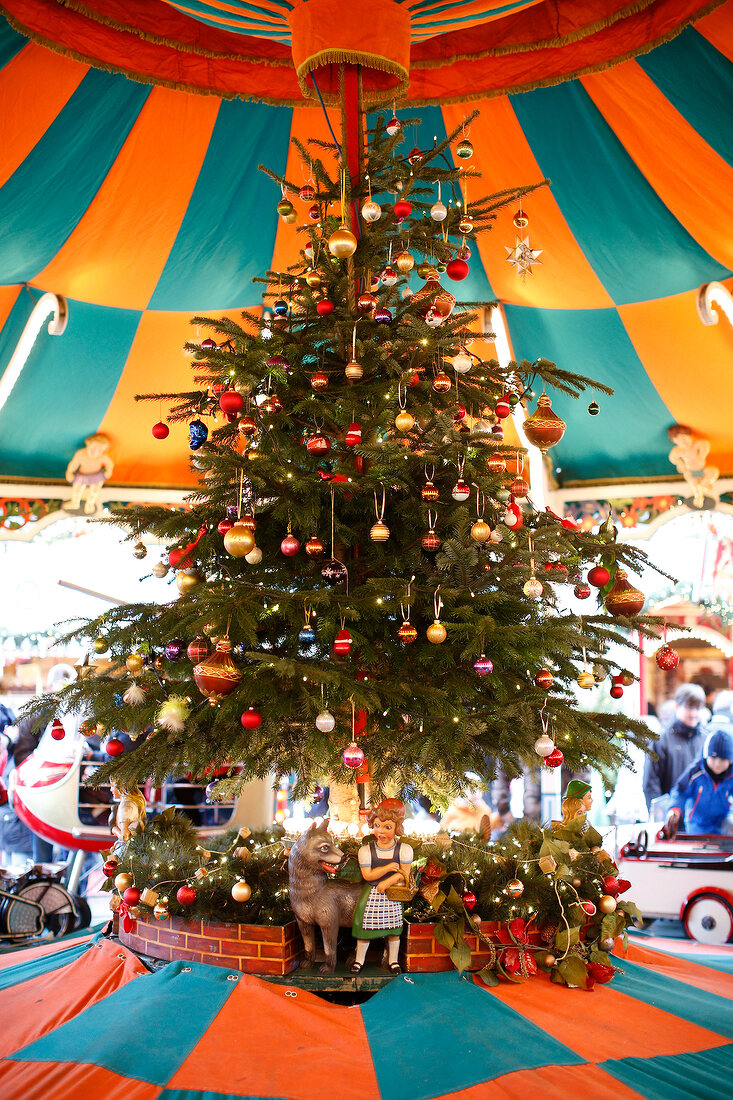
xmin=655 ymin=644 xmax=680 ymax=670
xmin=176 ymin=885 xmax=197 ymax=907
xmin=393 ymin=199 xmax=412 ymax=221
xmin=219 ymin=390 xmax=244 ymax=415
xmin=446 ymin=258 xmax=469 ymax=281
xmin=152 ymin=421 xmax=169 ymax=439
xmin=316 ymin=298 xmax=334 ymax=317
xmin=102 ymin=859 xmax=118 ymax=878
xmin=50 ymin=718 xmax=65 ymax=741
xmin=240 ymin=708 xmax=262 ymax=729
xmin=544 ymin=748 xmax=564 ymax=768
xmin=462 ymin=891 xmax=477 ymax=911
xmin=574 ymin=583 xmax=591 ymax=600
xmin=122 ymin=887 xmax=141 ymax=906
xmin=106 ymin=737 xmax=124 ymax=757
xmin=587 ymin=565 xmax=610 ymax=588
xmin=333 ymin=628 xmax=352 ymax=657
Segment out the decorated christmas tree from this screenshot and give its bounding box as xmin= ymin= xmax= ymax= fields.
xmin=28 ymin=110 xmax=660 ymax=812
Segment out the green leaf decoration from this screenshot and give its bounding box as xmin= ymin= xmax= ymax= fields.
xmin=557 ymin=955 xmax=590 ymax=989
xmin=434 ymin=921 xmax=456 ymax=949
xmin=554 ymin=925 xmax=580 ymax=952
xmin=476 ymin=966 xmax=500 ymax=986
xmin=450 ymin=941 xmax=472 ymax=974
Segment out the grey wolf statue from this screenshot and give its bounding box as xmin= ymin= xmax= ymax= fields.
xmin=288 ymin=819 xmax=362 ymax=973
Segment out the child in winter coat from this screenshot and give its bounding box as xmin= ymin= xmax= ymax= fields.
xmin=666 ymin=726 xmax=733 ymax=836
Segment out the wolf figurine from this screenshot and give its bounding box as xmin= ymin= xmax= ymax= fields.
xmin=288 ymin=819 xmax=362 ymax=973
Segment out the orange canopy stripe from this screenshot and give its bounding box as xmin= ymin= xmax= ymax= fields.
xmin=36 ymin=87 xmax=221 ymax=311
xmin=442 ymin=97 xmax=614 ymax=310
xmin=581 ymin=60 xmax=733 ymax=270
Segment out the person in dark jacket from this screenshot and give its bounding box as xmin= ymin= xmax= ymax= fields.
xmin=643 ymin=683 xmax=706 ymax=812
xmin=665 ymin=726 xmax=733 ymax=835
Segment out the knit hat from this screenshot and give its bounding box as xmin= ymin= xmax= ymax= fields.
xmin=563 ymin=779 xmax=592 ymax=800
xmin=704 ymin=726 xmax=733 ymax=760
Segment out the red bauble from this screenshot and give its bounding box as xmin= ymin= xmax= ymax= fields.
xmin=655 ymin=644 xmax=680 ymax=670
xmin=342 ymin=742 xmax=365 ymax=769
xmin=193 ymin=639 xmax=242 ymax=704
xmin=106 ymin=737 xmax=124 ymax=757
xmin=587 ymin=565 xmax=610 ymax=588
xmin=408 ymin=145 xmax=422 ymax=165
xmin=610 ymin=684 xmax=624 ymax=699
xmin=122 ymin=887 xmax=141 ymax=906
xmin=345 ymin=422 xmax=362 ymax=447
xmin=103 ymin=859 xmax=118 ymax=878
xmin=495 ymin=397 xmax=511 ymax=420
xmin=534 ymin=669 xmax=554 ymax=689
xmin=307 ymin=434 xmax=331 ymax=456
xmin=217 ymin=518 xmax=233 ymax=536
xmin=50 ymin=718 xmax=65 ymax=740
xmin=200 ymin=338 xmax=216 ymax=351
xmin=504 ymin=501 xmax=523 ymax=529
xmin=446 ymin=258 xmax=469 ymax=281
xmin=544 ymin=748 xmax=564 ymax=768
xmin=240 ymin=708 xmax=262 ymax=729
xmin=604 ymin=569 xmax=645 ymax=617
xmin=574 ymin=583 xmax=591 ymax=600
xmin=219 ymin=390 xmax=244 ymax=415
xmin=333 ymin=628 xmax=352 ymax=656
xmin=581 ymin=900 xmax=597 ymax=917
xmin=187 ymin=638 xmax=210 ymax=663
xmin=300 ymin=184 xmax=315 ymax=202
xmin=462 ymin=891 xmax=477 ymax=911
xmin=393 ymin=199 xmax=412 ymax=221
xmin=305 ymin=536 xmax=324 ymax=557
xmin=316 ymin=298 xmax=334 ymax=317
xmin=280 ymin=534 xmax=301 ymax=556
xmin=603 ymin=875 xmax=620 ymax=897
xmin=152 ymin=421 xmax=169 ymax=439
xmin=308 ymin=203 xmax=320 ymax=221
xmin=176 ymin=885 xmax=197 ymax=907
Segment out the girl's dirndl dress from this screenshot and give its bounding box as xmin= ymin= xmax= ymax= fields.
xmin=352 ymin=839 xmax=412 ymax=940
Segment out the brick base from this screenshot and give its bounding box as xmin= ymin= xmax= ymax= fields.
xmin=118 ymin=912 xmax=303 ymax=975
xmin=402 ymin=921 xmax=544 ymax=973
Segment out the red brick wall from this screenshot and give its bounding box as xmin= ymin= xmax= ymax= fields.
xmin=402 ymin=921 xmax=543 ymax=973
xmin=118 ymin=913 xmax=303 ymax=975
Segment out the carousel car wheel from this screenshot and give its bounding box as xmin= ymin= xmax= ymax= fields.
xmin=3 ymin=879 xmax=77 ymax=941
xmin=683 ymin=894 xmax=733 ymax=945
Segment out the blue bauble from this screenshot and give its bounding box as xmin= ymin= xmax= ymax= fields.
xmin=299 ymin=626 xmax=316 ymax=645
xmin=189 ymin=419 xmax=208 ymax=450
xmin=273 ymin=299 xmax=288 ymax=316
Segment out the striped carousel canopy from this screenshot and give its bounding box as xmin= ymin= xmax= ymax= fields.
xmin=0 ymin=1 xmax=731 ymax=490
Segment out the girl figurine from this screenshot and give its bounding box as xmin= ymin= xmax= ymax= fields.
xmin=351 ymin=799 xmax=413 ymax=974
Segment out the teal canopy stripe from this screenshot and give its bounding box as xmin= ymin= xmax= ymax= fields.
xmin=503 ymin=303 xmax=675 ymax=483
xmin=150 ymin=99 xmax=291 ymax=311
xmin=164 ymin=1 xmax=291 ymax=37
xmin=637 ymin=28 xmax=733 ymax=168
xmin=0 ymin=937 xmax=97 ymax=993
xmin=610 ymin=957 xmax=733 ymax=1038
xmin=0 ymin=69 xmax=150 ymax=284
xmin=361 ymin=972 xmax=584 ymax=1100
xmin=0 ymin=294 xmax=141 ymax=479
xmin=0 ymin=15 xmax=27 ymax=69
xmin=599 ymin=1044 xmax=733 ymax=1100
xmin=9 ymin=960 xmax=236 ymax=1085
xmin=509 ymin=81 xmax=731 ymax=305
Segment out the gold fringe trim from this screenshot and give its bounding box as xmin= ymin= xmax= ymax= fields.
xmin=405 ymin=0 xmax=728 ymax=107
xmin=296 ymin=49 xmax=408 ymax=104
xmin=0 ymin=4 xmax=307 ymax=105
xmin=47 ymin=0 xmax=293 ymax=66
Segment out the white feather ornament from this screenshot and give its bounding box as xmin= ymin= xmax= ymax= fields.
xmin=122 ymin=682 xmax=146 ymax=706
xmin=157 ymin=695 xmax=190 ymax=732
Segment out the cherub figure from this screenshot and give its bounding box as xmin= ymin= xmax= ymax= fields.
xmin=109 ymin=783 xmax=146 ymax=842
xmin=668 ymin=425 xmax=719 ymax=508
xmin=65 ymin=432 xmax=114 ymax=514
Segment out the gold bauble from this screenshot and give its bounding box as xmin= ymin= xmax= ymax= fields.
xmin=427 ymin=620 xmax=447 ymax=644
xmin=577 ymin=670 xmax=595 ymax=690
xmin=93 ymin=636 xmax=108 ymax=654
xmin=470 ymin=519 xmax=491 ymax=543
xmin=599 ymin=894 xmax=617 ymax=914
xmin=114 ymin=872 xmax=133 ymax=891
xmin=522 ymin=393 xmax=566 ymax=454
xmin=231 ymin=880 xmax=252 ymax=902
xmin=328 ymin=224 xmax=357 ymax=258
xmin=542 ymin=953 xmax=557 ymax=968
xmin=125 ymin=654 xmax=144 ymax=674
xmin=370 ymin=521 xmax=390 ymax=543
xmin=523 ymin=576 xmax=543 ymax=599
xmin=395 ymin=249 xmax=414 ymax=273
xmin=176 ymin=569 xmax=203 ymax=594
xmin=345 ymin=359 xmax=363 ymax=382
xmin=223 ymin=521 xmax=256 ymax=558
xmin=304 ymin=269 xmax=322 ymax=289
xmin=572 ymin=876 xmax=582 ymax=889
xmin=395 ymin=410 xmax=415 ymax=432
